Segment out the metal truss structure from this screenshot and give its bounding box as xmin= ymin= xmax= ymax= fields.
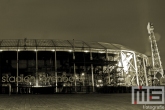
xmin=117 ymin=50 xmax=149 ymax=86
xmin=147 ymin=22 xmax=164 ymax=85
xmin=102 ymin=50 xmax=150 ymax=86
xmin=0 ymin=39 xmax=150 ymax=90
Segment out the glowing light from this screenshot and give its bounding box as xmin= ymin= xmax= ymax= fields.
xmin=96 ymin=84 xmax=103 ymax=87
xmin=51 ymin=49 xmax=55 ymax=52
xmin=34 ymin=49 xmax=37 ymax=51
xmin=81 ymin=73 xmax=85 ymax=76
xmin=68 ymin=50 xmax=72 ymax=52
xmin=99 ymin=51 xmax=104 ymax=53
xmin=98 ymin=80 xmax=102 ymax=83
xmin=84 ymin=50 xmax=89 ymax=53
xmin=33 ymin=85 xmax=52 ymax=87
xmin=126 ymin=53 xmax=131 ymax=55
xmin=0 ymin=50 xmax=3 ymax=52
xmin=118 ymin=53 xmax=133 ymax=73
xmin=33 ymin=85 xmax=42 ymax=87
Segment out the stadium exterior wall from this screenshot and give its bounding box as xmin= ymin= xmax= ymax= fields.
xmin=0 ymin=39 xmax=151 ymax=93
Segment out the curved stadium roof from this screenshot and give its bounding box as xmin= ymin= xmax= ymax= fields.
xmin=0 ymin=39 xmax=147 ymax=57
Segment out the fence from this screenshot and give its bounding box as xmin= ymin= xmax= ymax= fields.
xmin=0 ymin=85 xmax=132 ymax=94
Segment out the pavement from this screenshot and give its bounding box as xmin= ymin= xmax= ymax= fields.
xmin=0 ymin=93 xmax=164 ymax=110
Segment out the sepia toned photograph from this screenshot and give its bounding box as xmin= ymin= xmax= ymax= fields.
xmin=0 ymin=0 xmax=165 ymax=110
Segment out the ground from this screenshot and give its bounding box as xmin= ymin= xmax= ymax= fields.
xmin=0 ymin=93 xmax=164 ymax=110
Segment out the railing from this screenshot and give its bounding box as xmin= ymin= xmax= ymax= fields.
xmin=1 ymin=83 xmax=11 ymax=95
xmin=0 ymin=85 xmax=133 ymax=94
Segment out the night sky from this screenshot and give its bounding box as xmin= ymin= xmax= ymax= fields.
xmin=0 ymin=0 xmax=165 ymax=68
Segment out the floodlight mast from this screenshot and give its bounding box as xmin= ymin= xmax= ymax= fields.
xmin=147 ymin=22 xmax=164 ymax=79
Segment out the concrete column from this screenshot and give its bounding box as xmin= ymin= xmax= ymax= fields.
xmin=35 ymin=50 xmax=38 ymax=87
xmin=74 ymin=63 xmax=76 ymax=92
xmin=16 ymin=50 xmax=19 ymax=93
xmin=90 ymin=51 xmax=94 ymax=92
xmin=0 ymin=52 xmax=2 ymax=89
xmin=73 ymin=40 xmax=76 ymax=92
xmin=54 ymin=49 xmax=58 ymax=92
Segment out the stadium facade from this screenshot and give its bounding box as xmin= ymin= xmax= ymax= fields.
xmin=0 ymin=39 xmax=152 ymax=94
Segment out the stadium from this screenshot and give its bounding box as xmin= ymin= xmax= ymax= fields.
xmin=0 ymin=39 xmax=152 ymax=94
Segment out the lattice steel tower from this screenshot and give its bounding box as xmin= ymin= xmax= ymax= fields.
xmin=147 ymin=22 xmax=164 ymax=79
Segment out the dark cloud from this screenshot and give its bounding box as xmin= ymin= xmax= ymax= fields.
xmin=0 ymin=0 xmax=165 ymax=68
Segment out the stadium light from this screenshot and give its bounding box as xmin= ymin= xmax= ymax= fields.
xmin=98 ymin=80 xmax=102 ymax=83
xmin=84 ymin=50 xmax=89 ymax=53
xmin=126 ymin=52 xmax=131 ymax=55
xmin=81 ymin=72 xmax=85 ymax=76
xmin=98 ymin=51 xmax=105 ymax=53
